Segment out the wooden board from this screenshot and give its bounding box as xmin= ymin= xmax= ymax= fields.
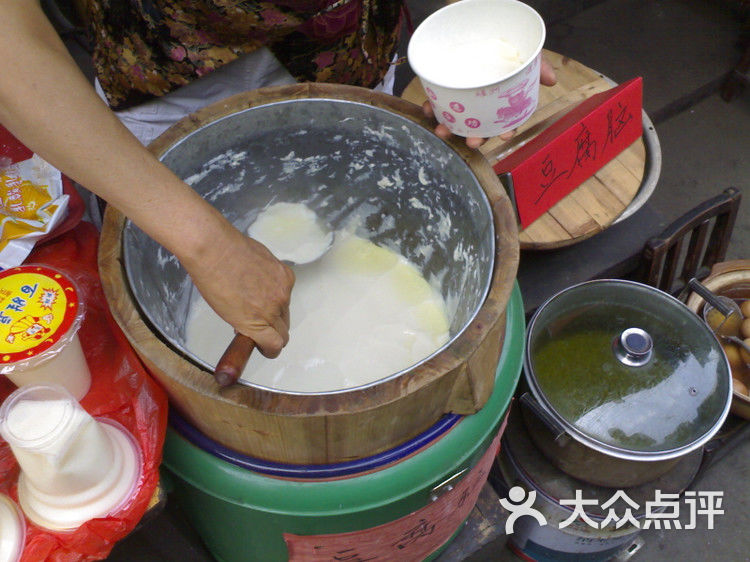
xmin=401 ymin=50 xmax=648 ymax=250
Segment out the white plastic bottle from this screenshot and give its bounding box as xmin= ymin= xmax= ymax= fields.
xmin=0 ymin=384 xmax=141 ymax=531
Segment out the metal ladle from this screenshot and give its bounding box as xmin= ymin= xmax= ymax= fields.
xmin=213 ymin=212 xmax=334 ymax=388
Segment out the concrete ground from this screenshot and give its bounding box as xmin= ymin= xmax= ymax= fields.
xmin=43 ymin=0 xmax=750 ymax=560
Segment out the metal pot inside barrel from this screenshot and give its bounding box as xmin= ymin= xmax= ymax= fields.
xmin=521 ymin=280 xmax=732 ymax=488
xmin=124 ymin=96 xmax=495 ymax=388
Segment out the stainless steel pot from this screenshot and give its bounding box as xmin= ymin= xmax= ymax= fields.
xmin=123 ymin=97 xmax=495 ymax=382
xmin=522 ymin=279 xmax=732 ymax=488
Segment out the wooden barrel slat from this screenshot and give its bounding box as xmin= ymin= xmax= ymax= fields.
xmin=568 ymin=180 xmax=620 ymax=227
xmin=547 ymin=193 xmax=599 ymax=236
xmin=521 ymin=214 xmax=569 ymax=244
xmin=594 ymin=153 xmax=644 ymax=205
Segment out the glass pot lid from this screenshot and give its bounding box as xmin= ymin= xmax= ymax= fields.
xmin=524 ymin=280 xmax=732 ymax=460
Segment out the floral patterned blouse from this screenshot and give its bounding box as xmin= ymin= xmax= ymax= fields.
xmin=86 ymin=0 xmax=406 ymax=110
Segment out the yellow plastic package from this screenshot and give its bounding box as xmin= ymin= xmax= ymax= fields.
xmin=0 ymin=155 xmax=69 ymax=269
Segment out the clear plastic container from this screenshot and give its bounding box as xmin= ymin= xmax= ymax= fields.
xmin=0 ymin=265 xmax=91 ymax=400
xmin=0 ymin=385 xmax=141 ymax=531
xmin=0 ymin=494 xmax=24 ymax=562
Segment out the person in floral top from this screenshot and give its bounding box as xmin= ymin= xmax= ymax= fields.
xmin=89 ymin=1 xmax=405 ymax=110
xmin=84 ymin=1 xmax=407 ymax=146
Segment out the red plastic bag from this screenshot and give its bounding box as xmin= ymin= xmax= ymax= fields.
xmin=0 ymin=221 xmax=169 ymax=561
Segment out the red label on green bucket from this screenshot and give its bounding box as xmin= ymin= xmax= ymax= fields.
xmin=284 ymin=431 xmax=502 ymax=561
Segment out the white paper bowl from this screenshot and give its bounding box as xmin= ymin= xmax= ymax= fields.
xmin=408 ymin=0 xmax=546 ymax=138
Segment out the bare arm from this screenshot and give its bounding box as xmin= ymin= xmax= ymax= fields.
xmin=0 ymin=1 xmax=293 ymax=357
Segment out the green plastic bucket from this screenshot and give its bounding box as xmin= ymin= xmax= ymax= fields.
xmin=161 ymin=285 xmax=525 ymax=561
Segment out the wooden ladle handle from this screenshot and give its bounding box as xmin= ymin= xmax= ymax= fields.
xmin=214 ymin=333 xmax=255 ymax=388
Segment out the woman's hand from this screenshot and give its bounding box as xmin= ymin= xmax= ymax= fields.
xmin=179 ymin=217 xmax=295 ymax=358
xmin=423 ymin=57 xmax=559 ymax=148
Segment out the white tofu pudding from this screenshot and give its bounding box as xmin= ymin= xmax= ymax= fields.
xmin=187 ymin=222 xmax=450 ymax=392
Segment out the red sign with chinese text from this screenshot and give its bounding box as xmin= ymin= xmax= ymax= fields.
xmin=494 ymin=77 xmax=643 ymax=229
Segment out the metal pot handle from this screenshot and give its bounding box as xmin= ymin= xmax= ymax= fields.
xmin=519 ymin=392 xmax=568 ymax=442
xmin=688 ymin=278 xmax=734 ymax=317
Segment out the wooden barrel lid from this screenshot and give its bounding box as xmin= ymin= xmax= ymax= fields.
xmin=401 ymin=50 xmax=653 ymax=250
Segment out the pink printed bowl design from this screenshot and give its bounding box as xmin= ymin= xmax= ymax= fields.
xmin=408 ymin=0 xmax=546 ymax=138
xmin=422 ymin=54 xmax=541 ymax=137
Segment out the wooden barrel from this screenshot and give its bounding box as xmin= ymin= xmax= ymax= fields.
xmin=98 ymin=83 xmax=520 ymax=464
